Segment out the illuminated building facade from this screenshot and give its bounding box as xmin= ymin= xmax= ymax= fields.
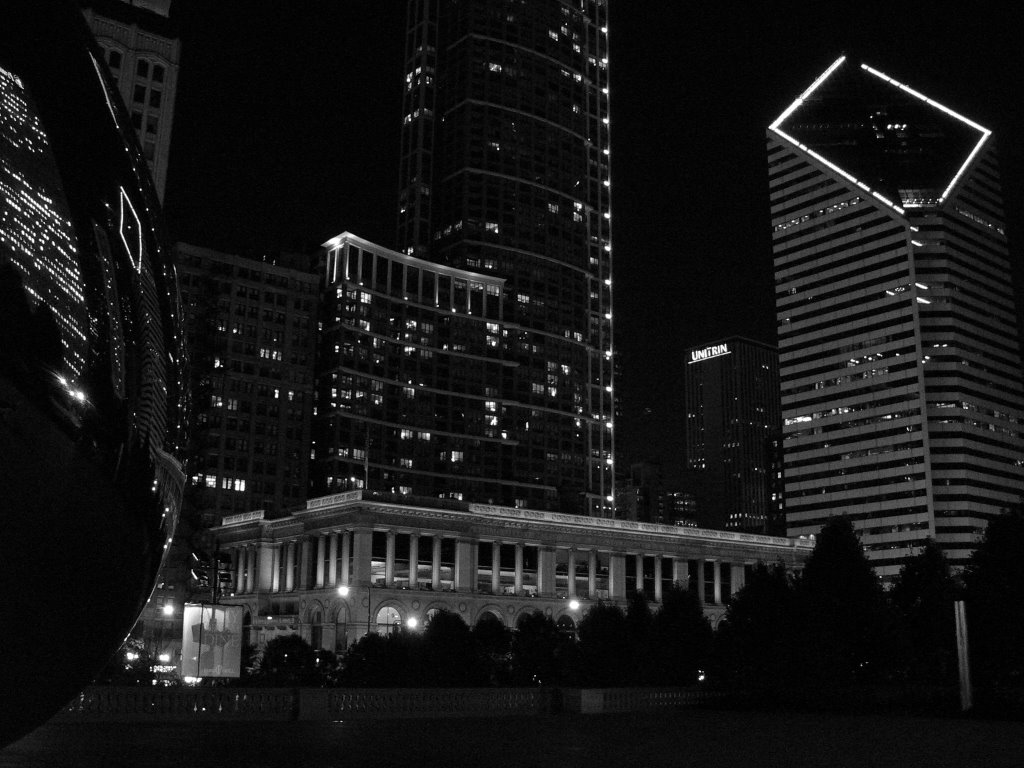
xmin=213 ymin=490 xmax=812 ymax=650
xmin=176 ymin=242 xmax=318 ymax=523
xmin=314 ymin=232 xmax=545 ymax=506
xmin=769 ymin=57 xmax=1024 ymax=578
xmin=81 ymin=0 xmax=179 ymax=201
xmin=684 ymin=338 xmax=783 ymax=534
xmin=397 ymin=0 xmax=614 ymax=516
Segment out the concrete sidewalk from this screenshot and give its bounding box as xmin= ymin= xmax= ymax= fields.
xmin=2 ymin=708 xmax=1022 ymax=768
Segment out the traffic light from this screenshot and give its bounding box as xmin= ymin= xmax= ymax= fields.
xmin=214 ymin=552 xmax=233 ymax=595
xmin=189 ymin=551 xmax=211 ymax=589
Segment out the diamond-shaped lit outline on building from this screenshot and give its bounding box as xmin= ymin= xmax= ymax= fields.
xmin=768 ymin=56 xmax=991 ymax=215
xmin=119 ymin=186 xmax=142 ymax=273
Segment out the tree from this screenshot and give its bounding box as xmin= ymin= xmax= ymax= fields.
xmin=253 ymin=635 xmax=334 ymax=687
xmin=420 ymin=610 xmax=479 ymax=686
xmin=795 ymin=517 xmax=895 ymax=686
xmin=963 ymin=511 xmax=1024 ymax=688
xmin=717 ymin=562 xmax=797 ymax=695
xmin=888 ymin=539 xmax=958 ymax=682
xmin=471 ymin=613 xmax=513 ymax=685
xmin=340 ymin=631 xmax=419 ymax=687
xmin=510 ymin=611 xmax=569 ymax=687
xmin=576 ymin=602 xmax=631 ymax=686
xmin=650 ymin=584 xmax=712 ymax=686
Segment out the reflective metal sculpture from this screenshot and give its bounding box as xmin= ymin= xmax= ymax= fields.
xmin=1 ymin=2 xmax=186 ymax=744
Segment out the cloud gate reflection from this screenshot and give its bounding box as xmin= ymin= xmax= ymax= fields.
xmin=1 ymin=2 xmax=186 ymax=744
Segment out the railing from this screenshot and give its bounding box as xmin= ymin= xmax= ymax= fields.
xmin=57 ymin=687 xmax=296 ymax=721
xmin=560 ymin=687 xmax=721 ymax=714
xmin=54 ymin=685 xmax=716 ymax=721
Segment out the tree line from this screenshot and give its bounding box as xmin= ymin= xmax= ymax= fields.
xmin=109 ymin=513 xmax=1024 ymax=711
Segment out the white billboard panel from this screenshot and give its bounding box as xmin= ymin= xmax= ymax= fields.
xmin=181 ymin=603 xmax=243 ymax=678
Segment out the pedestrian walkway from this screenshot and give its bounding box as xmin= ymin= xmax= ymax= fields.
xmin=1 ymin=708 xmax=1021 ymax=767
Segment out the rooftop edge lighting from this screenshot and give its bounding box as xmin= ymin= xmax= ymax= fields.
xmin=860 ymin=63 xmax=991 ymax=204
xmin=770 ymin=57 xmax=990 ymax=217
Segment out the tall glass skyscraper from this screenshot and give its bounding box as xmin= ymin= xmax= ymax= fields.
xmin=769 ymin=56 xmax=1024 ymax=579
xmin=396 ymin=0 xmax=614 ymax=516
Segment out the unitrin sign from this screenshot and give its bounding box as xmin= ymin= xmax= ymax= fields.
xmin=688 ymin=343 xmax=731 ymax=364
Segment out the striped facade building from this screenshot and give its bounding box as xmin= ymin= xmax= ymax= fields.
xmin=769 ymin=56 xmax=1024 ymax=579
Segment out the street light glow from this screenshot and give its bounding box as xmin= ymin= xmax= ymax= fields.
xmin=337 ymin=585 xmax=350 ymax=597
xmin=568 ymin=599 xmax=580 ymax=611
xmin=406 ymin=616 xmax=418 ymax=629
xmin=162 ymin=604 xmax=174 ymax=616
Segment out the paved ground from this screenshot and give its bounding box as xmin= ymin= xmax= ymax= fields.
xmin=1 ymin=709 xmax=1022 ymax=768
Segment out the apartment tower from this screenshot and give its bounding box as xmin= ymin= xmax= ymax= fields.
xmin=769 ymin=56 xmax=1024 ymax=578
xmin=397 ymin=0 xmax=614 ymax=515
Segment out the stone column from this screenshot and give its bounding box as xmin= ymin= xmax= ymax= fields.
xmin=248 ymin=546 xmax=258 ymax=593
xmin=538 ymin=546 xmax=556 ymax=597
xmin=298 ymin=537 xmax=312 ymax=590
xmin=384 ymin=531 xmax=395 ymax=587
xmin=455 ymin=539 xmax=475 ymax=592
xmin=514 ymin=543 xmax=524 ymax=594
xmin=635 ymin=554 xmax=644 ymax=595
xmin=315 ymin=535 xmax=326 ymax=588
xmin=285 ymin=541 xmax=296 ymax=592
xmin=431 ymin=537 xmax=441 ymax=590
xmin=350 ymin=528 xmax=372 ymax=585
xmin=732 ymin=563 xmax=747 ymax=597
xmin=236 ymin=547 xmax=246 ymax=594
xmin=327 ymin=533 xmax=339 ymax=586
xmin=567 ymin=549 xmax=577 ymax=598
xmin=270 ymin=545 xmax=281 ymax=593
xmin=672 ymin=558 xmax=686 ymax=588
xmin=694 ymin=559 xmax=705 ymax=606
xmin=588 ymin=550 xmax=597 ymax=599
xmin=491 ymin=543 xmax=501 ymax=594
xmin=340 ymin=532 xmax=351 ymax=586
xmin=713 ymin=560 xmax=722 ymax=605
xmin=609 ymin=553 xmax=626 ymax=600
xmin=653 ymin=556 xmax=663 ymax=603
xmin=409 ymin=534 xmax=419 ymax=588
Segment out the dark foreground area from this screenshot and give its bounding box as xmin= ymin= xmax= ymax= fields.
xmin=2 ymin=708 xmax=1022 ymax=768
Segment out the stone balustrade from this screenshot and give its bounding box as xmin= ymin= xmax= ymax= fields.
xmin=54 ymin=685 xmax=719 ymax=721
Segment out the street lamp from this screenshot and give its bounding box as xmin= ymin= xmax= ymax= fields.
xmin=568 ymin=599 xmax=580 ymax=611
xmin=406 ymin=616 xmax=418 ymax=630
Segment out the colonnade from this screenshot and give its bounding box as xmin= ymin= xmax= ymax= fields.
xmin=227 ymin=528 xmax=748 ymax=606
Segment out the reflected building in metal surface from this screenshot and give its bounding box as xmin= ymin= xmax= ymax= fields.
xmin=1 ymin=1 xmax=186 ymax=745
xmin=81 ymin=0 xmax=180 ymax=201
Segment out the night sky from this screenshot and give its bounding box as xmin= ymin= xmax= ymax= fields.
xmin=162 ymin=2 xmax=1024 ymax=485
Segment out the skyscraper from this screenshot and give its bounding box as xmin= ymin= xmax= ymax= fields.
xmin=81 ymin=0 xmax=180 ymax=201
xmin=684 ymin=337 xmax=783 ymax=534
xmin=769 ymin=56 xmax=1024 ymax=579
xmin=176 ymin=242 xmax=318 ymax=524
xmin=397 ymin=0 xmax=614 ymax=516
xmin=314 ymin=232 xmax=527 ymax=505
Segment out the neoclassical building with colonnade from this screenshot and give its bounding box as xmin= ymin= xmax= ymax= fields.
xmin=213 ymin=491 xmax=813 ymax=651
